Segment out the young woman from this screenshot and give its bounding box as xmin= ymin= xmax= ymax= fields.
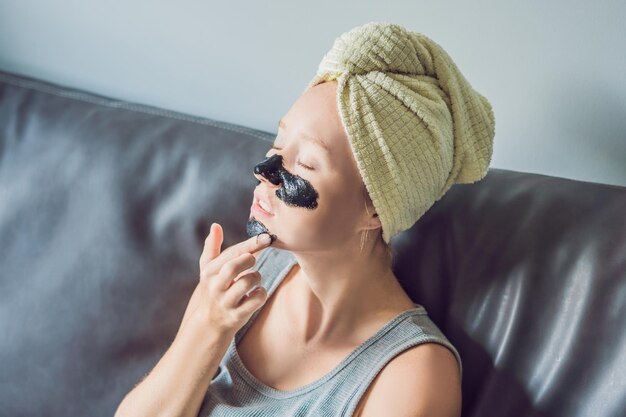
xmin=116 ymin=21 xmax=494 ymax=417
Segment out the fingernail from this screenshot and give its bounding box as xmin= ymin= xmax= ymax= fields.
xmin=259 ymin=233 xmax=271 ymax=245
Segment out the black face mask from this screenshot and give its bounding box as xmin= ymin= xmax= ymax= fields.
xmin=253 ymin=153 xmax=319 ymax=209
xmin=246 ymin=153 xmax=321 ymax=244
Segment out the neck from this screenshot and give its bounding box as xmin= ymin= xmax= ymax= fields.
xmin=284 ymin=241 xmax=412 ymax=347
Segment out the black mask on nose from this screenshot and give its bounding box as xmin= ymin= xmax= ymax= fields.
xmin=253 ymin=153 xmax=319 ymax=210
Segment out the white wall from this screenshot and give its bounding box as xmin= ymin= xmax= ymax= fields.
xmin=1 ymin=0 xmax=624 ymax=186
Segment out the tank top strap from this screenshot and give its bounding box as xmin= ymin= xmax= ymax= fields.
xmin=252 ymin=246 xmax=296 ymax=298
xmin=232 ymin=247 xmax=296 ymax=343
xmin=213 ymin=247 xmax=295 ymax=375
xmin=339 ymin=310 xmax=464 ymax=416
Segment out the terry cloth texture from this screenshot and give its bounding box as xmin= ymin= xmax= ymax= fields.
xmin=303 ymin=21 xmax=496 ymax=244
xmin=197 ymin=247 xmax=463 ymax=416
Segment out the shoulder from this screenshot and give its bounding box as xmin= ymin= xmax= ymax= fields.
xmin=353 ymin=342 xmax=462 ymax=417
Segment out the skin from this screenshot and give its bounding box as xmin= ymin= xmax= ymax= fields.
xmin=245 ymin=80 xmax=417 ymax=347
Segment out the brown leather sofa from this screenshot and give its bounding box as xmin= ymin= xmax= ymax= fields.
xmin=1 ymin=69 xmax=624 ymax=417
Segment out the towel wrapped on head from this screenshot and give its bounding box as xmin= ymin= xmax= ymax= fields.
xmin=303 ymin=21 xmax=496 ymax=244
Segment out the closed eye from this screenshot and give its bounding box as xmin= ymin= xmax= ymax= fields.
xmin=268 ymin=145 xmax=315 ymax=171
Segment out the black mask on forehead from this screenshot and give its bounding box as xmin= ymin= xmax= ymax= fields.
xmin=253 ymin=153 xmax=319 ymax=210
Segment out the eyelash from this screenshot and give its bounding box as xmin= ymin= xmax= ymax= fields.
xmin=268 ymin=145 xmax=314 ymax=171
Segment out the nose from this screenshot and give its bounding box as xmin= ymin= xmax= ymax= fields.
xmin=253 ymin=153 xmax=283 ymax=186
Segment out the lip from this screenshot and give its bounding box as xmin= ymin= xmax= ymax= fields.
xmin=251 ymin=199 xmax=275 ymax=217
xmin=251 ymin=191 xmax=275 ymax=217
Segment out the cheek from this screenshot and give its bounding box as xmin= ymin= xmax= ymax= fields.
xmin=279 ymin=184 xmax=347 ymax=221
xmin=272 ymin=188 xmax=362 ymax=249
xmin=307 ymin=186 xmax=361 ymax=232
xmin=326 ymin=189 xmax=361 ymax=223
xmin=277 ymin=175 xmax=319 ymax=209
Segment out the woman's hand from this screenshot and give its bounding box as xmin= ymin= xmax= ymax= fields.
xmin=116 ymin=222 xmax=271 ymax=417
xmin=177 ymin=223 xmax=273 ymax=338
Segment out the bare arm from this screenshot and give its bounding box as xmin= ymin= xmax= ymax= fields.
xmin=114 ymin=312 xmax=234 ymax=417
xmin=115 ymin=223 xmax=273 ymax=417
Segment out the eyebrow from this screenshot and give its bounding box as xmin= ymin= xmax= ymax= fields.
xmin=278 ymin=118 xmax=331 ymax=156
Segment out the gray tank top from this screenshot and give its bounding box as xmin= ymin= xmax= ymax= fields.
xmin=197 ymin=247 xmax=462 ymax=417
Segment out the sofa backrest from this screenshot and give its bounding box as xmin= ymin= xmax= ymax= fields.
xmin=393 ymin=168 xmax=626 ymax=417
xmin=1 ymin=69 xmax=625 ymax=417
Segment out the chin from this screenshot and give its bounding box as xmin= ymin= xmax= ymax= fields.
xmin=246 ymin=217 xmax=278 ymax=244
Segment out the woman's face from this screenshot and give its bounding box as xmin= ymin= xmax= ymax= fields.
xmin=247 ymin=80 xmax=379 ymax=252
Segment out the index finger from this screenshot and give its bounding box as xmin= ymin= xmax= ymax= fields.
xmin=209 ymin=232 xmax=274 ymax=273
